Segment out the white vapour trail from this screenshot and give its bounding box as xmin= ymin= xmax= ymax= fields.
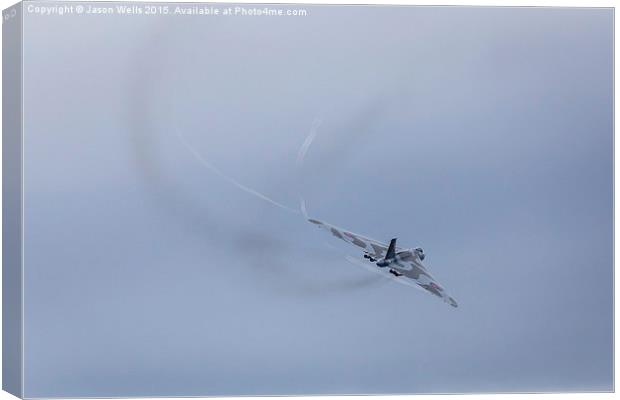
xmin=296 ymin=118 xmax=322 ymax=219
xmin=175 ymin=128 xmax=300 ymax=214
xmin=300 ymin=196 xmax=310 ymax=220
xmin=296 ymin=118 xmax=322 ymax=168
xmin=175 ymin=117 xmax=322 ymax=218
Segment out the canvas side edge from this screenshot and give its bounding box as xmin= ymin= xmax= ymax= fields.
xmin=3 ymin=2 xmax=24 ymax=398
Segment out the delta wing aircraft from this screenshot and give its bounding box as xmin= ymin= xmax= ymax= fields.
xmin=307 ymin=217 xmax=458 ymax=308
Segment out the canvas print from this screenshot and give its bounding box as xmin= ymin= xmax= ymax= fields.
xmin=2 ymin=2 xmax=613 ymax=398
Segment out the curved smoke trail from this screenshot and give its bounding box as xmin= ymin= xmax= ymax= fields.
xmin=175 ymin=118 xmax=386 ymax=289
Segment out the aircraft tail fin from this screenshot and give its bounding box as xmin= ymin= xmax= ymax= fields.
xmin=386 ymin=238 xmax=397 ymax=260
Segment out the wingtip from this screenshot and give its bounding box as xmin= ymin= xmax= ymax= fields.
xmin=448 ymin=297 xmax=458 ymax=308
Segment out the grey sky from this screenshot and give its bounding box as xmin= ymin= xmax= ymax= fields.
xmin=21 ymin=4 xmax=612 ymax=397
